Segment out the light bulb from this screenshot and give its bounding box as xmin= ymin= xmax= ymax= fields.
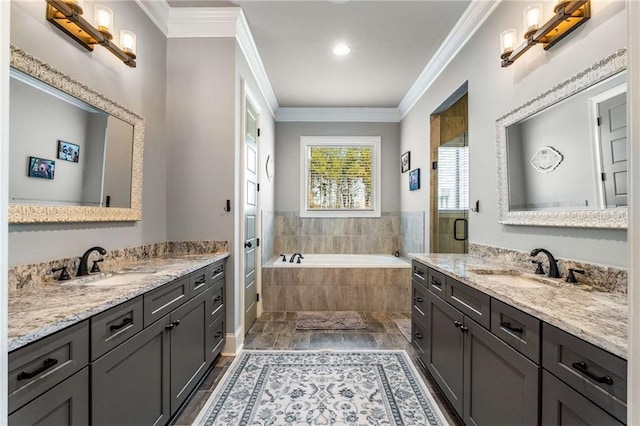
xmin=523 ymin=4 xmax=543 ymax=39
xmin=500 ymin=29 xmax=517 ymax=58
xmin=95 ymin=5 xmax=114 ymax=39
xmin=333 ymin=44 xmax=351 ymax=56
xmin=120 ymin=30 xmax=137 ymax=58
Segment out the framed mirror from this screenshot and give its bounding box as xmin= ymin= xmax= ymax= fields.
xmin=496 ymin=49 xmax=627 ymax=228
xmin=9 ymin=45 xmax=144 ymax=223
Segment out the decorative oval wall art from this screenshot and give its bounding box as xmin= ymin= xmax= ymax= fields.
xmin=530 ymin=146 xmax=563 ymax=174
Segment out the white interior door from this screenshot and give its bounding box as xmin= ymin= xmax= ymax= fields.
xmin=598 ymin=92 xmax=627 ymax=207
xmin=243 ymin=99 xmax=258 ymax=334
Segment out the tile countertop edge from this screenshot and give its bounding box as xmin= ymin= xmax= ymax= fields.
xmin=410 ymin=253 xmax=628 ymax=360
xmin=8 ymin=252 xmax=230 ymax=353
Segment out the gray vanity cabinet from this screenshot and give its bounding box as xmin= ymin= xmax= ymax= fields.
xmin=425 ymin=289 xmax=465 ymax=416
xmin=170 ymin=286 xmax=213 ymax=415
xmin=8 ymin=367 xmax=89 ymax=426
xmin=92 ymin=315 xmax=172 ymax=426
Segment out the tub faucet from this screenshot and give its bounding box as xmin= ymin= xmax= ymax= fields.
xmin=77 ymin=246 xmax=107 ymax=277
xmin=280 ymin=254 xmax=287 ymax=262
xmin=530 ymin=248 xmax=561 ymax=278
xmin=290 ymin=253 xmax=303 ymax=263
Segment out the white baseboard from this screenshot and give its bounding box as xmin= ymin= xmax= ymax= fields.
xmin=221 ymin=326 xmax=243 ymax=356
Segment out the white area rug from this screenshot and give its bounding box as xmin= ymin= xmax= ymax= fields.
xmin=193 ymin=350 xmax=449 ymax=425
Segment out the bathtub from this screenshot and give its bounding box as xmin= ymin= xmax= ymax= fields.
xmin=262 ymin=254 xmax=411 ymax=312
xmin=269 ymin=254 xmax=411 ymax=268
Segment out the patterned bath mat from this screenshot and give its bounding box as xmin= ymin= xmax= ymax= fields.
xmin=395 ymin=318 xmax=412 ymax=342
xmin=192 ymin=350 xmax=449 ymax=425
xmin=295 ymin=311 xmax=367 ymax=330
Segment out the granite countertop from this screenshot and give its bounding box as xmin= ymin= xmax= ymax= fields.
xmin=8 ymin=252 xmax=229 ymax=352
xmin=410 ymin=253 xmax=628 ymax=360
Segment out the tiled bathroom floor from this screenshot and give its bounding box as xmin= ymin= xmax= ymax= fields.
xmin=170 ymin=312 xmax=463 ymax=425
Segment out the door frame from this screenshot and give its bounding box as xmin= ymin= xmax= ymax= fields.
xmin=239 ymin=80 xmax=262 ymax=337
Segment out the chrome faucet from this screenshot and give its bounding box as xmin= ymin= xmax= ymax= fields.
xmin=290 ymin=253 xmax=304 ymax=263
xmin=530 ymin=248 xmax=561 ymax=278
xmin=77 ymin=246 xmax=107 ymax=277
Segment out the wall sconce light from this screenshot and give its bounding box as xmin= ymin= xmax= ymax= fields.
xmin=500 ymin=0 xmax=590 ymax=68
xmin=45 ymin=0 xmax=136 ymax=68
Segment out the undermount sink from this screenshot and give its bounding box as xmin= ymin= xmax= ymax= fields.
xmin=65 ymin=270 xmax=160 ymax=287
xmin=467 ymin=268 xmax=556 ymax=288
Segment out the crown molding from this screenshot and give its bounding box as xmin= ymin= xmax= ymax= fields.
xmin=134 ymin=0 xmax=170 ymax=36
xmin=398 ymin=0 xmax=501 ymax=118
xmin=167 ymin=7 xmax=241 ymax=38
xmin=276 ymin=107 xmax=401 ymax=123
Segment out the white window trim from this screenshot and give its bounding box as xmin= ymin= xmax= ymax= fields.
xmin=300 ymin=136 xmax=381 ymax=218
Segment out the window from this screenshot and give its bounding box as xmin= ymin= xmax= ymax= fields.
xmin=437 ymin=145 xmax=469 ymax=211
xmin=300 ymin=136 xmax=381 ymax=218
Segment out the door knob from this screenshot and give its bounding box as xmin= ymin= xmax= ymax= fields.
xmin=244 ymin=241 xmax=252 ymax=248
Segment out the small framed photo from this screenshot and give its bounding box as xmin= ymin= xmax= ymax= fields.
xmin=409 ymin=168 xmax=420 ymax=191
xmin=401 ymin=151 xmax=410 ymax=173
xmin=58 ymin=140 xmax=79 ymax=163
xmin=28 ymin=156 xmax=55 ymax=180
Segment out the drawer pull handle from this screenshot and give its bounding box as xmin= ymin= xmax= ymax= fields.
xmin=414 ymin=297 xmax=423 ymax=303
xmin=430 ymin=277 xmax=442 ymax=287
xmin=17 ymin=358 xmax=58 ymax=380
xmin=414 ymin=332 xmax=423 ymax=339
xmin=414 ymin=269 xmax=424 ymax=276
xmin=194 ymin=277 xmax=206 ymax=286
xmin=454 ymin=320 xmax=463 ymax=328
xmin=214 ymin=331 xmax=223 ymax=338
xmin=213 ymin=267 xmax=223 ymax=275
xmin=110 ymin=317 xmax=133 ymax=331
xmin=500 ymin=321 xmax=523 ymax=333
xmin=213 ymin=295 xmax=223 ymax=302
xmin=572 ymin=361 xmax=614 ymax=385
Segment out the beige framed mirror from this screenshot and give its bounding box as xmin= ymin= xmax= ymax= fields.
xmin=9 ymin=45 xmax=144 ymax=223
xmin=496 ymin=49 xmax=627 ymax=228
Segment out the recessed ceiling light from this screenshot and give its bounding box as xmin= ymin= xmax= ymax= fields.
xmin=328 ymin=0 xmax=350 ymax=3
xmin=333 ymin=44 xmax=351 ymax=56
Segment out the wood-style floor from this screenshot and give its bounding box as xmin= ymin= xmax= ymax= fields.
xmin=170 ymin=312 xmax=463 ymax=425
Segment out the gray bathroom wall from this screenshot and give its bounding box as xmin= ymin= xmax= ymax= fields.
xmin=400 ymin=0 xmax=628 ymax=267
xmin=8 ymin=0 xmax=168 ymax=266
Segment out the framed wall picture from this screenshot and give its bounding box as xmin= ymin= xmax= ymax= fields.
xmin=58 ymin=140 xmax=80 ymax=163
xmin=28 ymin=156 xmax=55 ymax=179
xmin=409 ymin=168 xmax=420 ymax=191
xmin=401 ymin=151 xmax=410 ymax=173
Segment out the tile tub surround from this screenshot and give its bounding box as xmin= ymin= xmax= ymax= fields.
xmin=469 ymin=243 xmax=627 ymax=293
xmin=400 ymin=211 xmax=425 ymax=258
xmin=262 ymin=264 xmax=411 ymax=312
xmin=274 ymin=211 xmax=401 ymax=255
xmin=8 ymin=240 xmax=229 ymax=290
xmin=8 ymin=251 xmax=229 ymax=352
xmin=410 ymin=253 xmax=628 ymax=359
xmin=261 ymin=210 xmax=275 ymax=263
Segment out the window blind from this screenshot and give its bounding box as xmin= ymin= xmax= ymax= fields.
xmin=438 ymin=146 xmax=469 ymax=211
xmin=306 ymin=145 xmax=374 ymax=210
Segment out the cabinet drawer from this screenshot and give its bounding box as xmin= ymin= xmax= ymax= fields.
xmin=9 ymin=367 xmax=89 ymax=426
xmin=491 ymin=298 xmax=541 ymax=363
xmin=190 ymin=264 xmax=212 ymax=297
xmin=542 ymin=323 xmax=626 ymax=423
xmin=210 ymin=280 xmax=225 ymax=324
xmin=91 ymin=297 xmax=143 ymax=361
xmin=211 ymin=261 xmax=225 ymax=284
xmin=412 ymin=280 xmax=429 ymax=324
xmin=412 ymin=261 xmax=427 ymax=285
xmin=9 ymin=320 xmax=89 ymax=413
xmin=542 ymin=370 xmax=624 ymax=425
xmin=144 ymin=276 xmax=190 ymax=327
xmin=427 ymin=268 xmax=446 ymax=299
xmin=411 ymin=318 xmax=429 ymax=356
xmin=208 ymin=316 xmax=225 ymax=363
xmin=445 ymin=277 xmax=491 ymax=329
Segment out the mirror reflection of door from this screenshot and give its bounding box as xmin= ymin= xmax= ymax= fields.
xmin=597 ymin=92 xmax=627 ymax=207
xmin=430 ymin=89 xmax=468 ymax=254
xmin=244 ymin=97 xmax=259 ymax=335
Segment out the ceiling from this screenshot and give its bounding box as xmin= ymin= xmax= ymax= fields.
xmin=166 ymin=1 xmax=471 ymax=108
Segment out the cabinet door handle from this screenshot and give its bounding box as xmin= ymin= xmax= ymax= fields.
xmin=571 ymin=361 xmax=614 ymax=385
xmin=454 ymin=320 xmax=462 ymax=328
xmin=459 ymin=325 xmax=469 ymax=333
xmin=213 ymin=295 xmax=223 ymax=302
xmin=500 ymin=321 xmax=523 ymax=333
xmin=17 ymin=358 xmax=58 ymax=380
xmin=166 ymin=323 xmax=175 ymax=330
xmin=110 ymin=317 xmax=133 ymax=331
xmin=414 ymin=332 xmax=423 ymax=339
xmin=172 ymin=320 xmax=180 ymax=327
xmin=414 ymin=296 xmax=423 ymax=303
